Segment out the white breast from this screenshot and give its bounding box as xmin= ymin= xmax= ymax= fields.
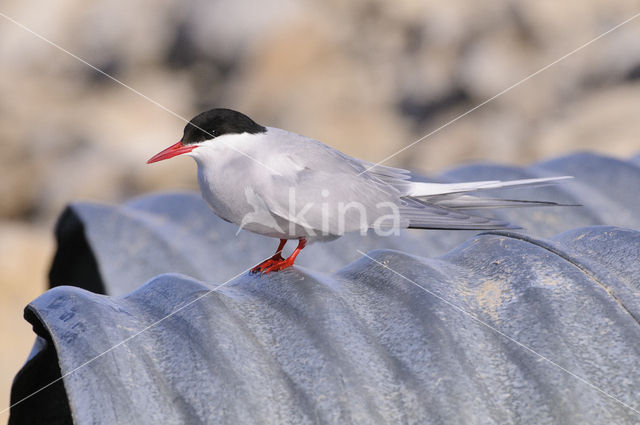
xmin=189 ymin=131 xmax=310 ymax=239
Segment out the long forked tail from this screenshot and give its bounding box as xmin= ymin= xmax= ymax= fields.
xmin=401 ymin=176 xmax=578 ymax=230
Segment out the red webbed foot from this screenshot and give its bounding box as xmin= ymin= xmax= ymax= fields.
xmin=251 ymin=254 xmax=284 ymax=274
xmin=251 ymin=238 xmax=306 ymax=275
xmin=261 ymin=257 xmax=295 ymax=274
xmin=251 ymin=239 xmax=287 ymax=274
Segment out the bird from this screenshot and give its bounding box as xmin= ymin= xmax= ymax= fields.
xmin=147 ymin=108 xmax=573 ymax=274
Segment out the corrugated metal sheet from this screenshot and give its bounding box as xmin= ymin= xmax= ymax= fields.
xmin=10 ymin=153 xmax=640 ymax=424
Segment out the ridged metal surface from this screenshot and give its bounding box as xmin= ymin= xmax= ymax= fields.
xmin=10 ymin=152 xmax=640 ymax=424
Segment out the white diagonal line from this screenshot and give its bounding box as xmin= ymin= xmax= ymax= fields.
xmin=0 ymin=259 xmax=265 ymax=416
xmin=358 ymin=11 xmax=640 ymax=176
xmin=0 ymin=11 xmax=279 ymax=175
xmin=3 ymin=3 xmax=640 ymax=418
xmin=356 ymin=249 xmax=640 ymax=417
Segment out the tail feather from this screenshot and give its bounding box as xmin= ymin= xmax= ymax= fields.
xmin=397 ymin=176 xmax=577 ymax=230
xmin=399 ymin=200 xmax=519 ymax=230
xmin=430 ymin=195 xmax=581 ymax=210
xmin=408 ymin=176 xmax=573 ymax=198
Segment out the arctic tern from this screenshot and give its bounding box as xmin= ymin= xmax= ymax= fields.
xmin=148 ymin=108 xmax=572 ymax=274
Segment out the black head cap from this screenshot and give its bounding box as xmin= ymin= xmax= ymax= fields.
xmin=181 ymin=108 xmax=267 ymax=145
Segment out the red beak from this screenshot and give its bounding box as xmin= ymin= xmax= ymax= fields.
xmin=147 ymin=141 xmax=197 ymax=164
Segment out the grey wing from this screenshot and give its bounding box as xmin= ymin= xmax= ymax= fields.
xmin=342 ymin=155 xmax=573 ymax=229
xmin=330 ymin=152 xmax=414 ymax=194
xmin=261 ymin=139 xmax=516 ymax=233
xmin=329 ymin=151 xmax=518 ymax=229
xmin=264 ymin=166 xmax=402 ymax=236
xmin=399 ymin=198 xmax=515 ymax=230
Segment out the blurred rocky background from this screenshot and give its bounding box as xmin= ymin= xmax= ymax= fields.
xmin=1 ymin=0 xmax=640 ymax=415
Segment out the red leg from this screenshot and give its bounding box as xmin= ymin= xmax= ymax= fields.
xmin=251 ymin=239 xmax=288 ymax=274
xmin=262 ymin=238 xmax=306 ymax=274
